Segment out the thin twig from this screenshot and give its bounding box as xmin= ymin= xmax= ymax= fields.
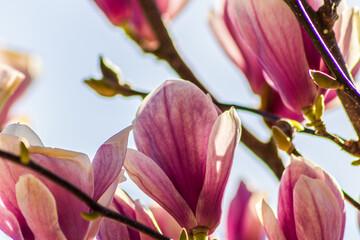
xmin=343 ymin=190 xmax=360 ymax=211
xmin=0 ymin=150 xmax=170 ymax=240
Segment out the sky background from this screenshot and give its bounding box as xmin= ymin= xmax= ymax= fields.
xmin=0 ymin=0 xmax=360 ymax=239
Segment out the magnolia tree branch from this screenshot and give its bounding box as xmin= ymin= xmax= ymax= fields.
xmin=136 ymin=0 xmax=286 ymax=179
xmin=284 ymin=0 xmax=360 ymax=137
xmin=0 ymin=150 xmax=170 ymax=240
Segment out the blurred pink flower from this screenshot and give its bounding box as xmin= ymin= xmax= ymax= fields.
xmin=0 ymin=123 xmax=131 ymax=240
xmin=94 ymin=0 xmax=188 ymax=50
xmin=258 ymin=156 xmax=345 ymax=240
xmin=210 ymin=0 xmax=360 ymax=116
xmin=124 ymin=80 xmax=241 ymax=234
xmin=0 ymin=48 xmax=39 ymax=128
xmin=227 ymin=181 xmax=265 ymax=240
xmin=98 ymin=188 xmax=161 ymax=240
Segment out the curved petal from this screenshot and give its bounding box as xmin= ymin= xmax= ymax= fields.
xmin=133 ymin=80 xmax=219 ymax=213
xmin=196 ymin=108 xmax=241 ymax=232
xmin=94 ymin=0 xmax=132 ymax=26
xmin=0 ymin=206 xmax=24 ymax=240
xmin=98 ymin=216 xmax=132 ymax=240
xmin=233 ymin=0 xmax=317 ymax=112
xmin=257 ymin=200 xmax=286 ymax=240
xmin=134 ymin=200 xmax=161 ymax=240
xmin=0 ymin=134 xmax=33 ymax=239
xmin=209 ymin=2 xmax=266 ymax=95
xmin=2 ymin=123 xmax=43 ymax=147
xmin=150 ymin=205 xmax=182 ymax=239
xmin=92 ymin=125 xmax=132 ymax=202
xmin=15 ymin=175 xmax=66 ymax=240
xmin=227 ymin=181 xmax=265 ymax=240
xmin=11 ymin=147 xmax=94 ymax=240
xmin=293 ymin=176 xmax=343 ymax=239
xmin=124 ymin=149 xmax=197 ymax=229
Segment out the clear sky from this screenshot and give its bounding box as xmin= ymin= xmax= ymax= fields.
xmin=0 ymin=0 xmax=359 ymax=239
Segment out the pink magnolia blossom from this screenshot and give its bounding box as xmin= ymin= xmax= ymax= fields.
xmin=257 ymin=156 xmax=345 ymax=240
xmin=0 ymin=123 xmax=131 ymax=240
xmin=0 ymin=48 xmax=39 ymax=127
xmin=210 ymin=0 xmax=360 ymax=116
xmin=227 ymin=181 xmax=265 ymax=240
xmin=124 ymin=80 xmax=241 ymax=234
xmin=98 ymin=188 xmax=161 ymax=240
xmin=94 ymin=0 xmax=188 ymax=50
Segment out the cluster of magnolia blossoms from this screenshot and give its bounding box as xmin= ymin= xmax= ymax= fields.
xmin=210 ymin=0 xmax=360 ymax=121
xmin=0 ymin=78 xmax=348 ymax=239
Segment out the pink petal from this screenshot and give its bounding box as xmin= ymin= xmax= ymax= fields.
xmin=92 ymin=125 xmax=132 ymax=202
xmin=150 ymin=205 xmax=182 ymax=239
xmin=0 ymin=206 xmax=24 ymax=240
xmin=133 ymin=80 xmax=219 ymax=213
xmin=257 ymin=200 xmax=286 ymax=240
xmin=232 ymin=0 xmax=317 ymax=112
xmin=196 ymin=107 xmax=241 ymax=232
xmin=293 ymin=176 xmax=343 ymax=239
xmin=98 ymin=217 xmax=132 ymax=240
xmin=209 ymin=3 xmax=266 ymax=95
xmin=11 ymin=147 xmax=94 ymax=240
xmin=15 ymin=175 xmax=66 ymax=240
xmin=227 ymin=181 xmax=265 ymax=240
xmin=94 ymin=0 xmax=132 ymax=26
xmin=124 ymin=149 xmax=197 ymax=229
xmin=0 ymin=135 xmax=33 ymax=239
xmin=134 ymin=200 xmax=160 ymax=240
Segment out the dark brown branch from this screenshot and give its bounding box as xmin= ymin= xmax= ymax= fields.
xmin=0 ymin=150 xmax=170 ymax=240
xmin=343 ymin=190 xmax=360 ymax=211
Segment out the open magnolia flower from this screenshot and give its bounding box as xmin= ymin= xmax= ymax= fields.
xmin=0 ymin=123 xmax=131 ymax=240
xmin=257 ymin=156 xmax=345 ymax=240
xmin=124 ymin=80 xmax=241 ymax=235
xmin=94 ymin=0 xmax=188 ymax=50
xmin=210 ymin=0 xmax=360 ymax=118
xmin=0 ymin=48 xmax=39 ymax=128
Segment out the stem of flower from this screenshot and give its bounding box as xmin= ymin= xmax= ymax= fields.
xmin=0 ymin=150 xmax=170 ymax=240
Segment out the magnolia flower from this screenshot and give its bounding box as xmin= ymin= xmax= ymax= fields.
xmin=257 ymin=156 xmax=345 ymax=239
xmin=227 ymin=181 xmax=265 ymax=240
xmin=0 ymin=123 xmax=131 ymax=240
xmin=94 ymin=0 xmax=188 ymax=50
xmin=210 ymin=0 xmax=360 ymax=116
xmin=0 ymin=48 xmax=39 ymax=127
xmin=124 ymin=80 xmax=241 ymax=235
xmin=98 ymin=188 xmax=161 ymax=240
